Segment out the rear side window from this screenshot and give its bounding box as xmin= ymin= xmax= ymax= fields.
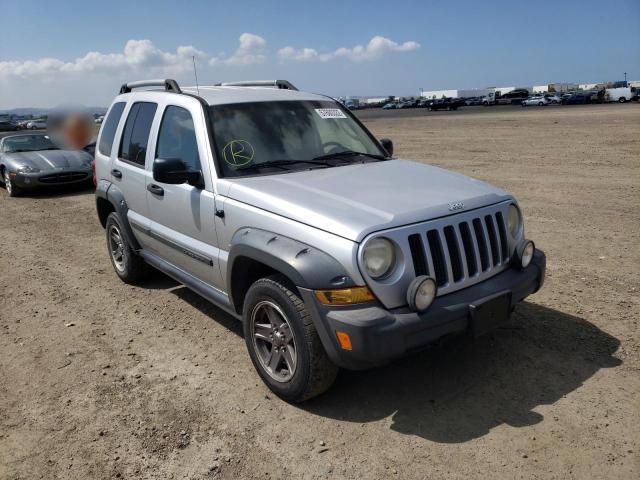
xmin=155 ymin=106 xmax=201 ymax=170
xmin=119 ymin=102 xmax=157 ymax=166
xmin=98 ymin=102 xmax=125 ymax=156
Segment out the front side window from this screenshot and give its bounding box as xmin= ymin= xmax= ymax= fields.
xmin=98 ymin=102 xmax=126 ymax=156
xmin=209 ymin=100 xmax=386 ymax=177
xmin=119 ymin=102 xmax=157 ymax=166
xmin=155 ymin=106 xmax=200 ymax=171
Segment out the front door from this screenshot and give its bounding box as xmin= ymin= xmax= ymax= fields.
xmin=145 ymin=102 xmax=224 ymax=291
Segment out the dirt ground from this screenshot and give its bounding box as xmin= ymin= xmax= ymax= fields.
xmin=1 ymin=104 xmax=638 ymax=480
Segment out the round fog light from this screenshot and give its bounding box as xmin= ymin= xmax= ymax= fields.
xmin=407 ymin=276 xmax=437 ymax=312
xmin=516 ymin=240 xmax=535 ymax=268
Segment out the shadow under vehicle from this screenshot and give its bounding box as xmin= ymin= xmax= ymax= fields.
xmin=301 ymin=302 xmax=620 ymax=442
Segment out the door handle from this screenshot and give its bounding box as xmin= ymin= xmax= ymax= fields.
xmin=111 ymin=169 xmax=122 ymax=179
xmin=147 ymin=184 xmax=164 ymax=196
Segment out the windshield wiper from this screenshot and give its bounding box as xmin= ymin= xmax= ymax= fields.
xmin=312 ymin=150 xmax=387 ymax=162
xmin=235 ymin=159 xmax=333 ymax=173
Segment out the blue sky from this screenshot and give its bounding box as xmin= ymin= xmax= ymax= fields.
xmin=1 ymin=0 xmax=638 ymax=108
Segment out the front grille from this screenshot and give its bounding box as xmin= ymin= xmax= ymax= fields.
xmin=39 ymin=172 xmax=88 ymax=184
xmin=408 ymin=209 xmax=510 ymax=288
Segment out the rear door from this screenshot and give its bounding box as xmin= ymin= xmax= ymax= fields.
xmin=145 ymin=98 xmax=224 ymax=290
xmin=112 ymin=101 xmax=158 ymax=247
xmin=95 ymin=100 xmax=126 ymax=183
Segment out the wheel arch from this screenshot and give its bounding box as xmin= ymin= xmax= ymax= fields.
xmin=227 ymin=228 xmax=357 ymax=315
xmin=95 ymin=181 xmax=141 ymax=250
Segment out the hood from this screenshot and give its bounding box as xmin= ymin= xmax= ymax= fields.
xmin=5 ymin=149 xmax=92 ymax=171
xmin=222 ymin=159 xmax=512 ymax=242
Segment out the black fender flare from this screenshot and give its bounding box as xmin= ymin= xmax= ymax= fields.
xmin=227 ymin=228 xmax=357 ymax=305
xmin=95 ymin=180 xmax=141 ymax=251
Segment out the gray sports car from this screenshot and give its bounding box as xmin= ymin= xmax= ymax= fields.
xmin=0 ymin=134 xmax=93 ymax=197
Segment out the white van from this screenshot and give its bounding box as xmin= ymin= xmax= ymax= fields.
xmin=605 ymin=87 xmax=632 ymax=103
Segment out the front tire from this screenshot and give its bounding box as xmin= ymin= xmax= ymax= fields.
xmin=243 ymin=275 xmax=338 ymax=402
xmin=105 ymin=212 xmax=147 ymax=284
xmin=619 ymin=97 xmax=626 ymax=103
xmin=2 ymin=169 xmax=20 ymax=197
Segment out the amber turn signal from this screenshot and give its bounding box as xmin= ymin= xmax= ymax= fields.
xmin=314 ymin=286 xmax=376 ymax=305
xmin=335 ymin=330 xmax=353 ymax=351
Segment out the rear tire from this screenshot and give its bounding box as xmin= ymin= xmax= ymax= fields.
xmin=619 ymin=97 xmax=626 ymax=103
xmin=2 ymin=169 xmax=21 ymax=197
xmin=105 ymin=212 xmax=147 ymax=284
xmin=243 ymin=274 xmax=338 ymax=402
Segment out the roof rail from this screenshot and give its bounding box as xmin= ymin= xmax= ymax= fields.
xmin=214 ymin=80 xmax=298 ymax=91
xmin=119 ymin=79 xmax=182 ymax=94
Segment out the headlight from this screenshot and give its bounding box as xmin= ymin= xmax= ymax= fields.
xmin=17 ymin=165 xmax=40 ymax=173
xmin=363 ymin=237 xmax=395 ymax=279
xmin=508 ymin=204 xmax=522 ymax=237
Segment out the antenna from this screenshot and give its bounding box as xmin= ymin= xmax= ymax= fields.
xmin=192 ymin=56 xmax=200 ymax=95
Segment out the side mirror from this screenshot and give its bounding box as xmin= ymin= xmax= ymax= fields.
xmin=379 ymin=138 xmax=394 ymax=156
xmin=153 ymin=158 xmax=203 ymax=187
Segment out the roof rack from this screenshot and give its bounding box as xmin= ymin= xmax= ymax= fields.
xmin=119 ymin=79 xmax=182 ymax=94
xmin=214 ymin=80 xmax=298 ymax=91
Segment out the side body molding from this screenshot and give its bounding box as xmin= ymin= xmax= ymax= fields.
xmin=95 ymin=180 xmax=141 ymax=250
xmin=227 ymin=227 xmax=357 ymax=294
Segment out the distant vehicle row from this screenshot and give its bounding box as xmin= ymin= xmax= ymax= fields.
xmin=0 ymin=119 xmax=47 ymax=131
xmin=379 ymin=87 xmax=638 ymax=111
xmin=382 ymin=98 xmax=466 ymax=111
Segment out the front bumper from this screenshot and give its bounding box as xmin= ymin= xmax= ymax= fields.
xmin=300 ymin=249 xmax=546 ymax=370
xmin=12 ymin=169 xmax=91 ymax=188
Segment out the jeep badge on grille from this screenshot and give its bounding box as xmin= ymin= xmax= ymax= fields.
xmin=448 ymin=202 xmax=464 ymax=211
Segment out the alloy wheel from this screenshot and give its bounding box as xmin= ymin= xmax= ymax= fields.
xmin=4 ymin=171 xmax=12 ymax=195
xmin=250 ymin=300 xmax=297 ymax=382
xmin=108 ymin=224 xmax=126 ymax=272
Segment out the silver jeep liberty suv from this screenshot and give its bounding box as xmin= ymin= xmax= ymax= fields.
xmin=95 ymin=79 xmax=546 ymax=402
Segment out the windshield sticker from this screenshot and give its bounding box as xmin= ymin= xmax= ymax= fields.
xmin=315 ymin=108 xmax=347 ymax=119
xmin=222 ymin=139 xmax=255 ymax=167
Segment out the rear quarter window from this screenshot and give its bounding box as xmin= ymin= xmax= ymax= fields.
xmin=98 ymin=102 xmax=126 ymax=156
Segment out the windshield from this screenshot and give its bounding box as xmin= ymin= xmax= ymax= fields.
xmin=3 ymin=135 xmax=58 ymax=153
xmin=209 ymin=100 xmax=387 ymax=177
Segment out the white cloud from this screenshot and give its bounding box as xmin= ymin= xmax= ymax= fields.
xmin=0 ymin=39 xmax=207 ymax=78
xmin=210 ymin=33 xmax=267 ymax=66
xmin=278 ymin=36 xmax=420 ymax=63
xmin=277 ymin=46 xmax=334 ymax=62
xmin=0 ymin=34 xmax=419 ymax=81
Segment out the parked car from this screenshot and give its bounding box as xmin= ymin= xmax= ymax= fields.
xmin=428 ymin=98 xmax=465 ymax=110
xmin=521 ymin=96 xmax=549 ymax=106
xmin=382 ymin=103 xmax=397 ymax=109
xmin=0 ymin=121 xmax=19 ymax=132
xmin=397 ymin=101 xmax=416 ymax=109
xmin=483 ymin=88 xmax=530 ymax=106
xmin=545 ymin=93 xmax=562 ymax=104
xmin=465 ymin=96 xmax=484 ymax=106
xmin=562 ymin=93 xmax=591 ymax=105
xmin=95 ymin=78 xmax=545 ymax=402
xmin=26 ymin=119 xmax=47 ymax=130
xmin=0 ymin=134 xmax=93 ymax=197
